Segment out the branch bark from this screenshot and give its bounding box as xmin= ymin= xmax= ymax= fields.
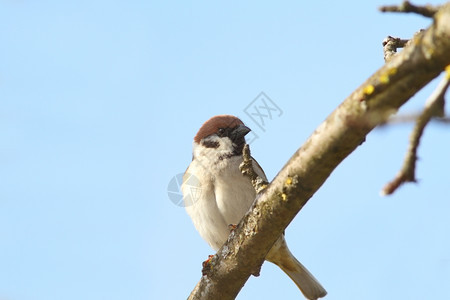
xmin=188 ymin=3 xmax=450 ymax=299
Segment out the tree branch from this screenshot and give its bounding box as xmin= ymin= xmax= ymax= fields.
xmin=379 ymin=0 xmax=440 ymax=17
xmin=188 ymin=3 xmax=450 ymax=299
xmin=381 ymin=70 xmax=450 ymax=195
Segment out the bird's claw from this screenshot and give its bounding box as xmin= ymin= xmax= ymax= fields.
xmin=201 ymin=255 xmax=215 ymax=276
xmin=228 ymin=224 xmax=237 ymax=232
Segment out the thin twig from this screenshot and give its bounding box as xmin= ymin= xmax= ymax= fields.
xmin=379 ymin=114 xmax=450 ymax=126
xmin=379 ymin=1 xmax=439 ymax=17
xmin=381 ymin=71 xmax=450 ymax=196
xmin=240 ymin=144 xmax=269 ymax=194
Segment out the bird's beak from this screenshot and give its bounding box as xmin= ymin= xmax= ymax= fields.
xmin=232 ymin=124 xmax=251 ymax=140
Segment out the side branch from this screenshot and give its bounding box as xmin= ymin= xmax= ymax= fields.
xmin=239 ymin=144 xmax=269 ymax=193
xmin=381 ymin=71 xmax=450 ymax=195
xmin=188 ymin=3 xmax=450 ymax=299
xmin=379 ymin=1 xmax=440 ymax=17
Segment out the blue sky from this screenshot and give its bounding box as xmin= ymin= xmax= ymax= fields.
xmin=1 ymin=1 xmax=449 ymax=299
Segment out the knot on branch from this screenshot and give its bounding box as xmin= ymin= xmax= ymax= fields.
xmin=382 ymin=30 xmax=424 ymax=62
xmin=382 ymin=36 xmax=409 ymax=62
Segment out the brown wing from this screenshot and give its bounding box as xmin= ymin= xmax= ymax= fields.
xmin=251 ymin=156 xmax=268 ymax=182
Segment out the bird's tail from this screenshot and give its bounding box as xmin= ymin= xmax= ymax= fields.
xmin=266 ymin=237 xmax=327 ymax=300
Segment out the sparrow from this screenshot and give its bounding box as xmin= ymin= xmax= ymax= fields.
xmin=182 ymin=115 xmax=327 ymax=300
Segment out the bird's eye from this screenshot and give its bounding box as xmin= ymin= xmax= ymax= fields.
xmin=217 ymin=128 xmax=225 ymax=136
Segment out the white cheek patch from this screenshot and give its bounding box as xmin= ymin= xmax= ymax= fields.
xmin=193 ymin=136 xmax=235 ymax=164
xmin=216 ymin=137 xmax=233 ymax=152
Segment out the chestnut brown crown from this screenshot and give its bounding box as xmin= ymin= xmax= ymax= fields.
xmin=194 ymin=115 xmax=245 ymax=143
